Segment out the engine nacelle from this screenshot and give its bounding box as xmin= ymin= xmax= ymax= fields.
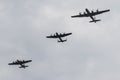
xmin=92 ymin=11 xmax=94 ymax=13
xmin=97 ymin=9 xmax=99 ymax=12
xmin=79 ymin=12 xmax=81 ymax=15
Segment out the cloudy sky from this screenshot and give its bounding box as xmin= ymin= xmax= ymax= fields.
xmin=0 ymin=0 xmax=120 ymax=80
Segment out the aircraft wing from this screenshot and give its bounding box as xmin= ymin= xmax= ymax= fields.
xmin=46 ymin=35 xmax=59 ymax=38
xmin=59 ymin=33 xmax=72 ymax=37
xmin=8 ymin=62 xmax=20 ymax=65
xmin=71 ymin=13 xmax=88 ymax=18
xmin=22 ymin=60 xmax=32 ymax=64
xmin=90 ymin=9 xmax=110 ymax=16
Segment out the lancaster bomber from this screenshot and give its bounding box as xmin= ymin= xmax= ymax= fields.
xmin=46 ymin=32 xmax=72 ymax=42
xmin=71 ymin=8 xmax=110 ymax=23
xmin=8 ymin=60 xmax=32 ymax=68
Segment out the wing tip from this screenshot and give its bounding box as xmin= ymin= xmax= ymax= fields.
xmin=46 ymin=36 xmax=50 ymax=38
xmin=8 ymin=63 xmax=11 ymax=65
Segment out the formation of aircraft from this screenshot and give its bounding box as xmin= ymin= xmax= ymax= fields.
xmin=8 ymin=8 xmax=110 ymax=69
xmin=46 ymin=32 xmax=72 ymax=42
xmin=71 ymin=8 xmax=110 ymax=23
xmin=8 ymin=60 xmax=32 ymax=68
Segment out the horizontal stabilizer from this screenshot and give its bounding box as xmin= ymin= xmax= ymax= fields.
xmin=89 ymin=19 xmax=101 ymax=23
xmin=58 ymin=39 xmax=67 ymax=42
xmin=19 ymin=65 xmax=28 ymax=68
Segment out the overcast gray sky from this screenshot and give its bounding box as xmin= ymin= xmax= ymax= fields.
xmin=0 ymin=0 xmax=120 ymax=80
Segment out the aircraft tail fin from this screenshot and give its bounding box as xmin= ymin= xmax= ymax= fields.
xmin=57 ymin=39 xmax=67 ymax=42
xmin=89 ymin=19 xmax=101 ymax=23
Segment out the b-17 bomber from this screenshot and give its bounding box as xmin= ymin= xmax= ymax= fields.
xmin=46 ymin=32 xmax=72 ymax=42
xmin=71 ymin=8 xmax=110 ymax=23
xmin=8 ymin=60 xmax=32 ymax=69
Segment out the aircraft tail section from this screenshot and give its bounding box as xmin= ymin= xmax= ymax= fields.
xmin=58 ymin=39 xmax=67 ymax=42
xmin=19 ymin=65 xmax=28 ymax=68
xmin=89 ymin=19 xmax=101 ymax=23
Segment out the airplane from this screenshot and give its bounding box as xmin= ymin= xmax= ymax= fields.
xmin=8 ymin=60 xmax=32 ymax=69
xmin=71 ymin=8 xmax=110 ymax=23
xmin=46 ymin=32 xmax=72 ymax=42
